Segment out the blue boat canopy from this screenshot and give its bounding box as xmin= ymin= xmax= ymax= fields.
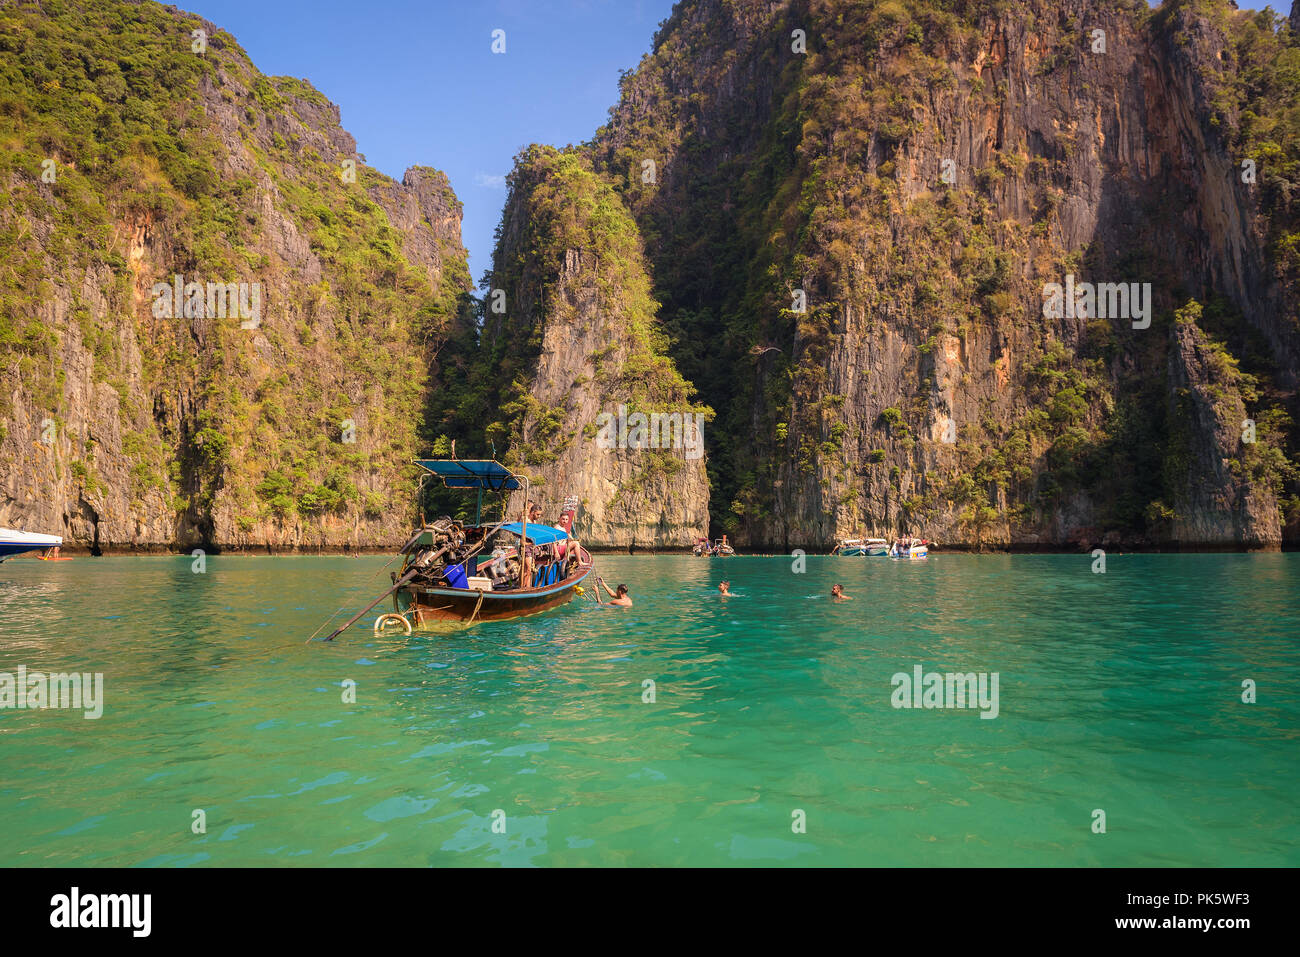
xmin=415 ymin=459 xmax=521 ymax=491
xmin=500 ymin=522 xmax=568 ymax=544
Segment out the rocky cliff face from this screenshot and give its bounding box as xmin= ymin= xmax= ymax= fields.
xmin=367 ymin=166 xmax=466 ymax=293
xmin=0 ymin=0 xmax=470 ymax=551
xmin=473 ymin=147 xmax=709 ymax=548
xmin=5 ymin=0 xmax=1295 ymax=554
xmin=569 ymin=0 xmax=1299 ymax=549
xmin=1167 ymin=305 xmax=1280 ymax=547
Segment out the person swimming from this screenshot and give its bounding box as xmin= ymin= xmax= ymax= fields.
xmin=831 ymin=583 xmax=852 ymax=601
xmin=596 ymin=576 xmax=632 ymax=607
xmin=718 ymin=581 xmax=731 ymax=597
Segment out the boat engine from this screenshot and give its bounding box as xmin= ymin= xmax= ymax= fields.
xmin=407 ymin=518 xmax=464 ymax=575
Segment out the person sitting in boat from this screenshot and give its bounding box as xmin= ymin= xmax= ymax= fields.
xmin=831 ymin=583 xmax=852 ymax=601
xmin=527 ymin=501 xmax=542 ymax=523
xmin=595 ymin=577 xmax=632 ymax=607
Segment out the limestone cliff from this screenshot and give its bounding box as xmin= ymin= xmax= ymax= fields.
xmin=0 ymin=0 xmax=471 ymax=551
xmin=576 ymin=0 xmax=1299 ymax=549
xmin=1166 ymin=303 xmax=1281 ymax=547
xmin=466 ymin=146 xmax=710 ymax=548
xmin=6 ymin=0 xmax=1297 ymax=554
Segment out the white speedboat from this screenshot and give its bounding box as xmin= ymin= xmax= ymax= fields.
xmin=0 ymin=527 xmax=63 ymax=562
xmin=888 ymin=538 xmax=929 ymax=560
xmin=834 ymin=538 xmax=889 ymax=557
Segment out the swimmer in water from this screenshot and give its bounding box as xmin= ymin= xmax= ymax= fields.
xmin=831 ymin=583 xmax=852 ymax=601
xmin=596 ymin=576 xmax=632 ymax=607
xmin=718 ymin=581 xmax=731 ymax=597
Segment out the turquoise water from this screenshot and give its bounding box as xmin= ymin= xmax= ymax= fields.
xmin=0 ymin=553 xmax=1296 ymax=867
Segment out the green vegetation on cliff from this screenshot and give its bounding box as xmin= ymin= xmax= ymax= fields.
xmin=0 ymin=0 xmax=470 ymax=546
xmin=577 ymin=0 xmax=1299 ymax=545
xmin=426 ymin=145 xmax=708 ymax=520
xmin=4 ymin=0 xmax=1297 ymax=549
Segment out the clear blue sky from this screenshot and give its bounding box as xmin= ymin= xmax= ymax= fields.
xmin=188 ymin=0 xmax=677 ymax=285
xmin=189 ymin=0 xmax=1281 ymax=285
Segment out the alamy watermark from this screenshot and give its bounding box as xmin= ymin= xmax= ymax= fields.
xmin=151 ymin=274 xmax=262 ymax=329
xmin=891 ymin=665 xmax=999 ymax=719
xmin=1042 ymin=273 xmax=1151 ymax=329
xmin=594 ymin=404 xmax=705 ymax=460
xmin=50 ymin=887 xmax=150 ymax=937
xmin=1 ymin=666 xmax=104 ymax=719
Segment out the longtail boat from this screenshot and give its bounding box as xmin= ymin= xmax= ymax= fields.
xmin=692 ymin=535 xmax=735 ymax=556
xmin=317 ymin=458 xmax=593 ymax=640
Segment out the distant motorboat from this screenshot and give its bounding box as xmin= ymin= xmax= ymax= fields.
xmin=0 ymin=527 xmax=63 ymax=562
xmin=834 ymin=537 xmax=888 ymax=557
xmin=692 ymin=536 xmax=734 ymax=556
xmin=833 ymin=539 xmax=866 ymax=556
xmin=888 ymin=537 xmax=929 ymax=560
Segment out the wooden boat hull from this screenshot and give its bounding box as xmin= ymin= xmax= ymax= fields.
xmin=392 ymin=550 xmax=594 ymax=630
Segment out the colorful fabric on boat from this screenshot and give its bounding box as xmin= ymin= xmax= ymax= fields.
xmin=500 ymin=522 xmax=568 ymax=545
xmin=415 ymin=459 xmax=521 ymax=491
xmin=444 ymin=563 xmax=469 ymax=588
